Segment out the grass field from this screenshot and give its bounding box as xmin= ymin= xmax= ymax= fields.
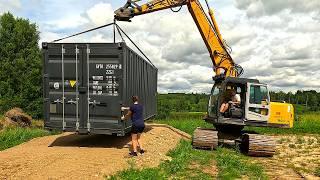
xmin=154 ymin=112 xmax=211 ymax=135
xmin=0 ymin=118 xmax=58 ymax=151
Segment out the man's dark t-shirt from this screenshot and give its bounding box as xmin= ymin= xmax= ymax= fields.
xmin=130 ymin=104 xmax=144 ymax=127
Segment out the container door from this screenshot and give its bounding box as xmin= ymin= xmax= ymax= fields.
xmin=245 ymin=83 xmax=270 ymax=122
xmin=47 ymin=44 xmax=82 ymax=131
xmin=83 ymin=44 xmax=122 ymax=133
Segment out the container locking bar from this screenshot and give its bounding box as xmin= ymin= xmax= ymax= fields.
xmin=61 ymin=45 xmax=66 ymax=130
xmin=87 ymin=44 xmax=91 ymax=132
xmin=75 ymin=45 xmax=80 ymax=131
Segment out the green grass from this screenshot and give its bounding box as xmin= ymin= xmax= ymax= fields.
xmin=246 ymin=112 xmax=320 ymax=135
xmin=0 ymin=115 xmax=59 ymax=151
xmin=315 ymin=167 xmax=320 ymax=177
xmin=154 ymin=118 xmax=212 ymax=135
xmin=109 ymin=140 xmax=214 ymax=180
xmin=216 ymin=148 xmax=267 ymax=180
xmin=0 ymin=127 xmax=57 ymax=151
xmin=152 ymin=112 xmax=212 ymax=135
xmin=0 ymin=116 xmax=4 ymax=130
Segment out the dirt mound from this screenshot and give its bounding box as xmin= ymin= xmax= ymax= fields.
xmin=4 ymin=108 xmax=32 ymax=128
xmin=0 ymin=124 xmax=185 ymax=179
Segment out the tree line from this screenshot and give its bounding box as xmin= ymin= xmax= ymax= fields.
xmin=157 ymin=93 xmax=208 ymax=119
xmin=157 ymin=90 xmax=320 ymax=118
xmin=270 ymin=90 xmax=320 ymax=112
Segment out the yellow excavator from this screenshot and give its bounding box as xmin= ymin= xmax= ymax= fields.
xmin=115 ymin=0 xmax=294 ymax=156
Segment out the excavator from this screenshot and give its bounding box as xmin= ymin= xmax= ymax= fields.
xmin=114 ymin=0 xmax=294 ymax=156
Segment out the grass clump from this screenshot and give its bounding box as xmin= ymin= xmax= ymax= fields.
xmin=296 ymin=136 xmax=305 ymax=144
xmin=109 ymin=167 xmax=164 ymax=180
xmin=0 ymin=127 xmax=54 ymax=151
xmin=315 ymin=167 xmax=320 ymax=177
xmin=109 ymin=140 xmax=214 ymax=180
xmin=277 ymin=138 xmax=288 ymax=144
xmin=307 ymin=138 xmax=315 ymax=145
xmin=216 ymin=148 xmax=267 ymax=180
xmin=0 ymin=117 xmax=4 ymax=130
xmin=288 ymin=144 xmax=296 ymax=148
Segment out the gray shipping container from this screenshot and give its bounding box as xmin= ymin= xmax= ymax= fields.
xmin=42 ymin=42 xmax=158 ymax=136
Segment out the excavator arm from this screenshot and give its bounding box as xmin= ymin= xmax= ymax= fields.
xmin=115 ymin=0 xmax=242 ymax=77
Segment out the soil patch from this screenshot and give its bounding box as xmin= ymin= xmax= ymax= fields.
xmin=254 ymin=135 xmax=320 ymax=180
xmin=0 ymin=124 xmax=183 ymax=179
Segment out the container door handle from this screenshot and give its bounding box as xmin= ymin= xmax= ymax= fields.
xmin=88 ymin=100 xmax=107 ymax=107
xmin=53 ymin=98 xmax=64 ymax=104
xmin=67 ymin=99 xmax=78 ymax=105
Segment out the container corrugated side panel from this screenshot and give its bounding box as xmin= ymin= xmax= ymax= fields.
xmin=122 ymin=43 xmax=157 ymax=120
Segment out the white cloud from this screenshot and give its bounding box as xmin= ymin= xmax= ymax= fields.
xmin=235 ymin=0 xmax=320 ymax=17
xmin=45 ymin=15 xmax=89 ymax=31
xmin=86 ymin=3 xmax=114 ymax=26
xmin=0 ymin=0 xmax=21 ymax=14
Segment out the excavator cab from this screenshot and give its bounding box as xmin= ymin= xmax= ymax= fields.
xmin=194 ymin=77 xmax=277 ymax=157
xmin=206 ymin=77 xmax=271 ymax=127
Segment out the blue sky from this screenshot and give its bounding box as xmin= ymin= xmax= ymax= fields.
xmin=1 ymin=0 xmax=320 ymax=93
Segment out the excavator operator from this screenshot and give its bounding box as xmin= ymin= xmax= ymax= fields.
xmin=219 ymin=89 xmax=241 ymax=117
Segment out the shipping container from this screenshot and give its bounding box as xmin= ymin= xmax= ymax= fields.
xmin=42 ymin=42 xmax=158 ymax=136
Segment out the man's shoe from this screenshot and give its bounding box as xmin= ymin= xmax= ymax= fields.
xmin=140 ymin=149 xmax=145 ymax=154
xmin=129 ymin=152 xmax=138 ymax=157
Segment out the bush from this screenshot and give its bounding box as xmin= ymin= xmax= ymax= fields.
xmin=0 ymin=12 xmax=42 ymax=118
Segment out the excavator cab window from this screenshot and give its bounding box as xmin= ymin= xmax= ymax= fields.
xmin=246 ymin=83 xmax=270 ymax=122
xmin=208 ymin=83 xmax=221 ymax=118
xmin=249 ymin=85 xmax=269 ymax=104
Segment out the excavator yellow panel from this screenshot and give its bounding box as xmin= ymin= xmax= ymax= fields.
xmin=269 ymin=102 xmax=294 ymax=128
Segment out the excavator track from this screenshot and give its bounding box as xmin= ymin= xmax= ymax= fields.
xmin=241 ymin=133 xmax=276 ymax=157
xmin=192 ymin=128 xmax=218 ymax=150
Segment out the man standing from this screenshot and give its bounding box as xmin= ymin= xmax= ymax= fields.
xmin=121 ymin=96 xmax=145 ymax=157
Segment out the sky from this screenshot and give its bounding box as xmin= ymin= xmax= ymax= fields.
xmin=1 ymin=0 xmax=319 ymax=94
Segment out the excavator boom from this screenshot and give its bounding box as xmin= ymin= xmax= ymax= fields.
xmin=115 ymin=0 xmax=241 ymax=77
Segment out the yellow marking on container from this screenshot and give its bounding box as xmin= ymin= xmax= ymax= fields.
xmin=70 ymin=80 xmax=77 ymax=88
